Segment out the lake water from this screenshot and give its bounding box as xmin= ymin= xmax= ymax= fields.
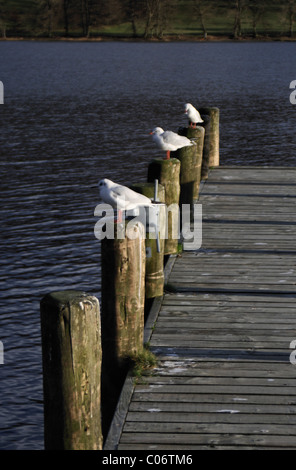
xmin=0 ymin=40 xmax=295 ymax=449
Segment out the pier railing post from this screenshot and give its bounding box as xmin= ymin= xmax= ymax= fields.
xmin=40 ymin=291 xmax=102 ymax=450
xmin=199 ymin=107 xmax=220 ymax=178
xmin=100 ymin=220 xmax=146 ymax=434
xmin=173 ymin=143 xmax=197 ymax=217
xmin=145 ymin=202 xmax=166 ymax=298
xmin=147 ymin=158 xmax=181 ymax=255
xmin=178 ymin=126 xmax=205 ymax=201
xmin=101 ymin=221 xmax=146 ymax=369
xmin=130 ymin=182 xmax=166 ymax=299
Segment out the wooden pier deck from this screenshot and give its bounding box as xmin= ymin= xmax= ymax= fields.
xmin=105 ymin=166 xmax=296 ymax=450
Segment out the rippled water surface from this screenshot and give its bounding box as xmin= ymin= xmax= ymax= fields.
xmin=0 ymin=40 xmax=295 ymax=449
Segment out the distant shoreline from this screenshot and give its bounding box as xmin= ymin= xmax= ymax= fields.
xmin=1 ymin=34 xmax=296 ymax=43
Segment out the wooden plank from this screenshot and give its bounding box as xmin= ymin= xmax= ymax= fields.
xmin=131 ymin=391 xmax=296 ymax=405
xmin=133 ymin=384 xmax=293 ymax=396
xmin=168 ymin=275 xmax=296 ymax=283
xmin=162 ymin=294 xmax=296 ymax=304
xmin=135 ymin=375 xmax=296 ymax=387
xmin=150 ymin=340 xmax=292 ymax=350
xmin=118 ymin=443 xmax=296 ymax=450
xmin=118 ymin=432 xmax=296 ymax=448
xmin=122 ymin=421 xmax=296 ymax=435
xmin=149 ymin=347 xmax=290 ymax=361
xmin=129 ymin=401 xmax=296 ymax=414
xmin=154 ymin=322 xmax=296 ymax=331
xmin=162 ymin=299 xmax=296 ymax=306
xmin=153 ymin=360 xmax=296 ymax=376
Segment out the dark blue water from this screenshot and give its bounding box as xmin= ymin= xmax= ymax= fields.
xmin=0 ymin=41 xmax=295 ymax=449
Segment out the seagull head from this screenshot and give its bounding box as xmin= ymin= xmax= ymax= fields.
xmin=184 ymin=103 xmax=193 ymax=114
xmin=98 ymin=178 xmax=115 ymax=194
xmin=150 ymin=127 xmax=164 ymax=136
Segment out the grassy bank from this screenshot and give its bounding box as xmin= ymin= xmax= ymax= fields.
xmin=1 ymin=0 xmax=295 ymax=41
xmin=1 ymin=32 xmax=295 ymax=42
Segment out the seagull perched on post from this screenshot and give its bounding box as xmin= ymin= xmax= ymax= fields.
xmin=150 ymin=127 xmax=195 ymax=160
xmin=184 ymin=103 xmax=203 ymax=128
xmin=98 ymin=178 xmax=152 ymax=222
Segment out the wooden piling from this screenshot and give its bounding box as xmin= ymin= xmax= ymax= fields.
xmin=198 ymin=107 xmax=219 ymax=177
xmin=178 ymin=126 xmax=205 ymax=200
xmin=129 ymin=182 xmax=165 ymax=205
xmin=101 ymin=221 xmax=146 ymax=369
xmin=147 ymin=158 xmax=181 ymax=255
xmin=100 ymin=220 xmax=146 ymax=436
xmin=40 ymin=290 xmax=102 ymax=450
xmin=145 ymin=202 xmax=166 ymax=298
xmin=129 ymin=183 xmax=166 ymax=299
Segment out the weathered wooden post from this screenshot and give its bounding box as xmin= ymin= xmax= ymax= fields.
xmin=145 ymin=202 xmax=166 ymax=298
xmin=101 ymin=221 xmax=146 ymax=369
xmin=147 ymin=158 xmax=181 ymax=255
xmin=100 ymin=220 xmax=146 ymax=436
xmin=198 ymin=107 xmax=219 ymax=178
xmin=178 ymin=126 xmax=205 ymax=200
xmin=173 ymin=143 xmax=197 ymax=214
xmin=40 ymin=290 xmax=102 ymax=450
xmin=129 ymin=182 xmax=165 ymax=205
xmin=129 ymin=182 xmax=166 ymax=299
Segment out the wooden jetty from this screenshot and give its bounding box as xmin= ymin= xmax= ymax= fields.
xmin=105 ymin=166 xmax=296 ymax=450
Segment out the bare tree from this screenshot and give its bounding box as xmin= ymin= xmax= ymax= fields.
xmin=63 ymin=0 xmax=71 ymax=36
xmin=0 ymin=0 xmax=14 ymax=37
xmin=287 ymin=0 xmax=296 ymax=37
xmin=0 ymin=0 xmax=7 ymax=38
xmin=38 ymin=0 xmax=61 ymax=36
xmin=192 ymin=0 xmax=214 ymax=39
xmin=80 ymin=0 xmax=90 ymax=36
xmin=144 ymin=0 xmax=155 ymax=38
xmin=233 ymin=0 xmax=247 ymax=38
xmin=121 ymin=0 xmax=145 ymax=37
xmin=143 ymin=0 xmax=171 ymax=39
xmin=276 ymin=0 xmax=296 ymax=37
xmin=77 ymin=0 xmax=103 ymax=38
xmin=247 ymin=0 xmax=267 ymax=38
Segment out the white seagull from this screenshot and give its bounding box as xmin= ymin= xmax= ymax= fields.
xmin=98 ymin=178 xmax=152 ymax=222
xmin=184 ymin=103 xmax=203 ymax=128
xmin=150 ymin=127 xmax=195 ymax=160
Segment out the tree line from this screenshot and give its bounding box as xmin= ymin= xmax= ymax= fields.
xmin=0 ymin=0 xmax=295 ymax=39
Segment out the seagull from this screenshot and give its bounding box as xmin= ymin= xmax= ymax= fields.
xmin=184 ymin=103 xmax=203 ymax=128
xmin=150 ymin=127 xmax=195 ymax=160
xmin=98 ymin=178 xmax=152 ymax=222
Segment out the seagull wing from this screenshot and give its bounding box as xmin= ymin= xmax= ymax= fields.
xmin=111 ymin=185 xmax=152 ymax=209
xmin=192 ymin=108 xmax=203 ymax=123
xmin=162 ymin=131 xmax=180 ymax=145
xmin=162 ymin=130 xmax=193 ymax=148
